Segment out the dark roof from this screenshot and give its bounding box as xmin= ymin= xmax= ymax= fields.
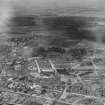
xmin=56 ymin=68 xmax=69 ymax=75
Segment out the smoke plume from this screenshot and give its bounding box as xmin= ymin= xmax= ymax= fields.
xmin=0 ymin=0 xmax=14 ymax=45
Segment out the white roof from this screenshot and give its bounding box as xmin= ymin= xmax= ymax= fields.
xmin=41 ymin=68 xmax=54 ymax=72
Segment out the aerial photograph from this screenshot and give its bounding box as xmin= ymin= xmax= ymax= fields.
xmin=0 ymin=0 xmax=105 ymax=105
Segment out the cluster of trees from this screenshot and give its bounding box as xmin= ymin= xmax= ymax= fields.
xmin=10 ymin=36 xmax=34 ymax=46
xmin=31 ymin=45 xmax=88 ymax=62
xmin=32 ymin=46 xmax=66 ymax=57
xmin=68 ymin=47 xmax=88 ymax=61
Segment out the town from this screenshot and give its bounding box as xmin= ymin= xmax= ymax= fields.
xmin=0 ymin=36 xmax=105 ymax=105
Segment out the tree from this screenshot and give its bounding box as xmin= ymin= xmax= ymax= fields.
xmin=36 ymin=47 xmax=47 ymax=57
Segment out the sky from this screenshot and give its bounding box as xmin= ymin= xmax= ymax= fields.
xmin=11 ymin=0 xmax=104 ymax=9
xmin=0 ymin=0 xmax=105 ymax=15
